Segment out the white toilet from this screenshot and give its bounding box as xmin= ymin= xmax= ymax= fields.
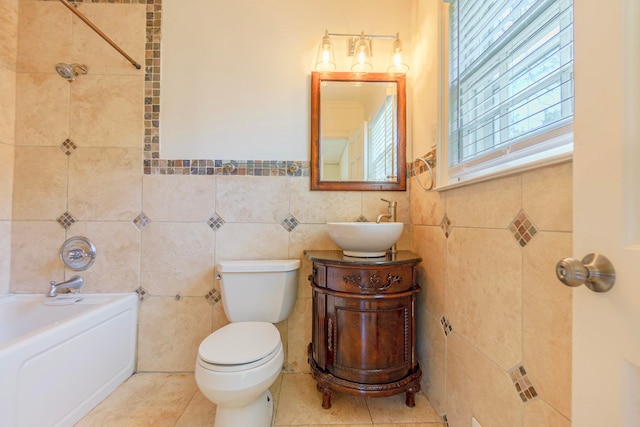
xmin=195 ymin=259 xmax=300 ymax=427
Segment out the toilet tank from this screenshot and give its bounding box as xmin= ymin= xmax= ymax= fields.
xmin=217 ymin=260 xmax=300 ymax=323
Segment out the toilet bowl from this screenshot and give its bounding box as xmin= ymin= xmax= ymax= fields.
xmin=195 ymin=259 xmax=300 ymax=427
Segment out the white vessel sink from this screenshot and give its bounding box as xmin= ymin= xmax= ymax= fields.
xmin=326 ymin=222 xmax=403 ymax=257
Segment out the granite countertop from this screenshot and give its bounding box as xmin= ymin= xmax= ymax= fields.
xmin=304 ymin=250 xmax=421 ymax=266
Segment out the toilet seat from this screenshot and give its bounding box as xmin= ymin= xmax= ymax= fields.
xmin=198 ymin=322 xmax=281 ymax=372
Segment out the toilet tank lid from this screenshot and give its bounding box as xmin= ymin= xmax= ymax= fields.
xmin=218 ymin=259 xmax=300 ymax=272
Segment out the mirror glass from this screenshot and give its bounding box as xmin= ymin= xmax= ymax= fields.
xmin=311 ymin=72 xmax=406 ymax=191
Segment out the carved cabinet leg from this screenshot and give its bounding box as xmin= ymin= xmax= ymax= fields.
xmin=318 ymin=386 xmax=333 ymax=409
xmin=405 ymin=388 xmax=416 ymax=407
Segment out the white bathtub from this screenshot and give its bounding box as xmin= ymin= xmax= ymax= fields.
xmin=0 ymin=293 xmax=138 ymax=427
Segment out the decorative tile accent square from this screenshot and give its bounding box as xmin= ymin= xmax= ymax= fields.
xmin=440 ymin=214 xmax=452 ymax=238
xmin=56 ymin=212 xmax=77 ymax=230
xmin=205 ymin=288 xmax=220 ymax=306
xmin=207 ymin=213 xmax=225 ymax=230
xmin=133 ymin=212 xmax=151 ymax=231
xmin=59 ymin=138 xmax=77 ymax=156
xmin=355 ymin=215 xmax=369 ymax=222
xmin=135 ymin=286 xmax=149 ymax=302
xmin=281 ymin=214 xmax=299 ymax=232
xmin=509 ymin=364 xmax=538 ymax=403
xmin=509 ymin=210 xmax=538 ymax=247
xmin=440 ymin=315 xmax=453 ymax=336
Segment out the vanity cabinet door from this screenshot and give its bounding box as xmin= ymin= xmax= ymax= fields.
xmin=326 ymin=294 xmax=413 ymax=384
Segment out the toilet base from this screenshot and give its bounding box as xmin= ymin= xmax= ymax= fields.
xmin=214 ymin=390 xmax=274 ymax=427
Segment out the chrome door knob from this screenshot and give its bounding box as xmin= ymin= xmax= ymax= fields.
xmin=555 ymin=253 xmax=616 ymax=292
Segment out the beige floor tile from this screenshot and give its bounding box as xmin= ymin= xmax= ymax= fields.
xmin=274 ymin=373 xmax=372 ymax=426
xmin=366 ymin=393 xmax=442 ymax=424
xmin=174 ymin=391 xmax=216 ymax=427
xmin=76 ymin=373 xmax=198 ymax=427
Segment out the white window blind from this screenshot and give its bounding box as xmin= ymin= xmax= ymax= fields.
xmin=369 ymin=96 xmax=397 ymax=181
xmin=448 ymin=0 xmax=574 ymax=181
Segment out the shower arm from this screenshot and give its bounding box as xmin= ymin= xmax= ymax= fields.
xmin=58 ymin=0 xmax=142 ymax=70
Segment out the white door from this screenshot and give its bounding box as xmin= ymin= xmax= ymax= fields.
xmin=572 ymin=0 xmax=640 ymax=425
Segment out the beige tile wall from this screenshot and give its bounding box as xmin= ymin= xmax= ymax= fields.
xmin=9 ymin=2 xmax=414 ymax=376
xmin=0 ymin=0 xmax=18 ymax=294
xmin=411 ymin=162 xmax=573 ymax=427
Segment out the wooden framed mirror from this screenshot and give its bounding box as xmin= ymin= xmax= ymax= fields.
xmin=310 ymin=72 xmax=406 ymax=191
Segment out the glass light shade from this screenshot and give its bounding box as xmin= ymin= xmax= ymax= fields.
xmin=387 ymin=35 xmax=409 ymax=74
xmin=315 ymin=31 xmax=336 ymax=71
xmin=351 ymin=33 xmax=372 ymax=74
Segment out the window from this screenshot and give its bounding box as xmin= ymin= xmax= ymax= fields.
xmin=446 ymin=0 xmax=574 ymax=183
xmin=369 ymin=96 xmax=397 ymax=181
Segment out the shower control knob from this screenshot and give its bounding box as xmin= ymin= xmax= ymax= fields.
xmin=555 ymin=253 xmax=616 ymax=292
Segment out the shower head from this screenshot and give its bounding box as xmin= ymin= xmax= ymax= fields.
xmin=55 ymin=63 xmax=88 ymax=81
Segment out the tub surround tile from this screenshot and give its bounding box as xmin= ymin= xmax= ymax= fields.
xmin=137 ymin=296 xmax=213 ymax=372
xmin=522 ymin=162 xmax=573 ymax=232
xmin=215 ymin=175 xmax=290 ymax=223
xmin=13 ymin=146 xmax=68 ymax=221
xmin=15 ymin=73 xmax=70 ymax=146
xmin=446 ymin=228 xmax=522 ymax=370
xmin=10 ymin=221 xmax=65 ymax=292
xmin=143 ymin=175 xmax=215 ymax=222
xmin=71 ymin=3 xmax=146 ymax=76
xmin=68 ymin=147 xmax=142 ymax=221
xmin=70 ymin=75 xmax=144 ymax=148
xmin=445 ymin=174 xmax=521 ymax=229
xmin=141 ymin=222 xmax=214 ymax=297
xmin=17 ymin=0 xmax=71 ymax=74
xmin=68 ymin=221 xmax=141 ymax=293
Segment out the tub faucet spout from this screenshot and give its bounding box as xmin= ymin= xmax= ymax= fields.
xmin=46 ymin=275 xmax=84 ymax=297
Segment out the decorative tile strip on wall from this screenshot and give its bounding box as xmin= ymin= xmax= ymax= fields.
xmin=440 ymin=214 xmax=452 ymax=238
xmin=205 ymin=288 xmax=220 ymax=306
xmin=207 ymin=213 xmax=225 ymax=231
xmin=280 ymin=214 xmax=300 ymax=232
xmin=59 ymin=138 xmax=77 ymax=156
xmin=133 ymin=212 xmax=151 ymax=231
xmin=440 ymin=315 xmax=453 ymax=336
xmin=509 ymin=210 xmax=538 ymax=248
xmin=135 ymin=286 xmax=149 ymax=302
xmin=57 ymin=212 xmax=77 ymax=230
xmin=508 ymin=364 xmax=538 ymax=403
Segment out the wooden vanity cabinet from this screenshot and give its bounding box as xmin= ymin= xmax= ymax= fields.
xmin=306 ymin=251 xmax=422 ymax=409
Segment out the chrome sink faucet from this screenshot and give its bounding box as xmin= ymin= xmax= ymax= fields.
xmin=376 ymin=198 xmax=397 ymax=223
xmin=46 ymin=275 xmax=84 ymax=297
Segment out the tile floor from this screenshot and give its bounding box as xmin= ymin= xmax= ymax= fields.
xmin=76 ymin=372 xmax=445 ymax=426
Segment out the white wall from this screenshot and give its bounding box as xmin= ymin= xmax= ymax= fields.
xmin=160 ymin=0 xmax=414 ymax=160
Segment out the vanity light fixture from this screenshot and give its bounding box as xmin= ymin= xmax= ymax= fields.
xmin=315 ymin=30 xmax=409 ymax=75
xmin=315 ymin=30 xmax=337 ymax=71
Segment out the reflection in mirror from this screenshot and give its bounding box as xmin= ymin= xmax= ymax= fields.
xmin=311 ymin=72 xmax=406 ymax=191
